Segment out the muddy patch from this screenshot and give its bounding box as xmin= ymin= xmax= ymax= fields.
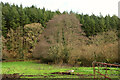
xmin=51 ymin=72 xmax=93 ymax=76
xmin=2 ymin=72 xmax=93 ymax=79
xmin=2 ymin=73 xmax=55 ymax=78
xmin=22 ymin=74 xmax=55 ymax=78
xmin=2 ymin=73 xmax=22 ymax=78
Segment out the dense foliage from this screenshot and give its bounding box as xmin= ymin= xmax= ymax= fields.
xmin=2 ymin=23 xmax=43 ymax=59
xmin=1 ymin=2 xmax=55 ymax=37
xmin=76 ymin=13 xmax=119 ymax=36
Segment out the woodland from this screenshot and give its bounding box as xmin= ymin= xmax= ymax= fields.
xmin=1 ymin=2 xmax=120 ymax=66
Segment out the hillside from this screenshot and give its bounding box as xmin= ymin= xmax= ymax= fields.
xmin=2 ymin=13 xmax=118 ymax=66
xmin=33 ymin=14 xmax=118 ymax=66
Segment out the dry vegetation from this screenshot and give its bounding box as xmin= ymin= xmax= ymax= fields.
xmin=2 ymin=23 xmax=43 ymax=59
xmin=33 ymin=14 xmax=118 ymax=66
xmin=33 ymin=14 xmax=86 ymax=64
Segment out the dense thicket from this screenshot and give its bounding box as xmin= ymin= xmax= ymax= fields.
xmin=2 ymin=23 xmax=43 ymax=59
xmin=1 ymin=2 xmax=119 ymax=37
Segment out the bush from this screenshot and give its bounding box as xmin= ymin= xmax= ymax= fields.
xmin=48 ymin=44 xmax=70 ymax=64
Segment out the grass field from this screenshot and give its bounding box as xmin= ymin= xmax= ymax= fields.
xmin=2 ymin=61 xmax=120 ymax=78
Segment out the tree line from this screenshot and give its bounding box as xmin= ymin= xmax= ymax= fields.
xmin=1 ymin=2 xmax=120 ymax=37
xmin=76 ymin=13 xmax=119 ymax=36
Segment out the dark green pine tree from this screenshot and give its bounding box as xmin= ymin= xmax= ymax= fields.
xmin=110 ymin=15 xmax=119 ymax=29
xmin=10 ymin=4 xmax=20 ymax=29
xmin=105 ymin=15 xmax=111 ymax=30
xmin=2 ymin=3 xmax=11 ymax=37
xmin=18 ymin=4 xmax=27 ymax=26
xmin=55 ymin=9 xmax=61 ymax=15
xmin=83 ymin=15 xmax=92 ymax=36
xmin=99 ymin=16 xmax=106 ymax=32
xmin=90 ymin=17 xmax=96 ymax=35
xmin=63 ymin=11 xmax=68 ymax=14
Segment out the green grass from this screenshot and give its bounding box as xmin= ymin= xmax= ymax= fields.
xmin=2 ymin=61 xmax=120 ymax=78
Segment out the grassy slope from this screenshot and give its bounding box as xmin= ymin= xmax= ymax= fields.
xmin=2 ymin=61 xmax=119 ymax=78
